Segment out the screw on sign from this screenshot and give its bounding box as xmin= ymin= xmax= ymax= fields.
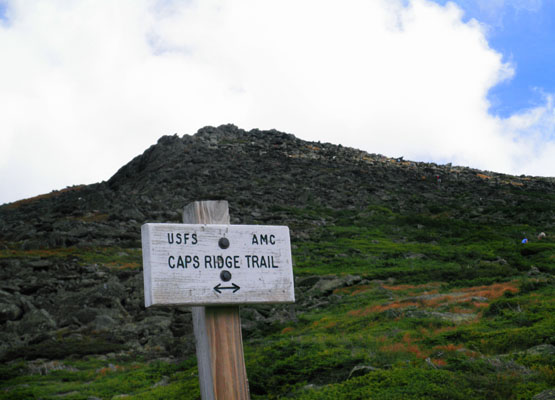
xmin=141 ymin=200 xmax=295 ymax=400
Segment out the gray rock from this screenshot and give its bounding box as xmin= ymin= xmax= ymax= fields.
xmin=121 ymin=208 xmax=145 ymax=221
xmin=153 ymin=376 xmax=170 ymax=388
xmin=26 ymin=259 xmax=54 ymax=269
xmin=75 ymin=307 xmax=100 ymax=324
xmin=528 ymin=266 xmax=541 ymax=276
xmin=27 ymin=360 xmax=78 ymax=375
xmin=309 ymin=275 xmax=362 ymax=295
xmin=533 ymin=389 xmax=555 ymax=400
xmin=526 ymin=344 xmax=555 ymax=356
xmin=0 ymin=302 xmax=23 ymax=322
xmin=485 ymin=357 xmax=532 ymax=375
xmin=404 ymin=252 xmax=425 ymax=259
xmin=17 ymin=309 xmax=57 ymax=335
xmin=92 ymin=315 xmax=118 ymax=332
xmin=296 ymin=276 xmax=321 ymax=288
xmin=348 ymin=365 xmax=379 ymax=379
xmin=405 ymin=310 xmax=476 ymax=323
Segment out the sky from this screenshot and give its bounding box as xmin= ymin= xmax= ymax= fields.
xmin=1 ymin=0 xmax=554 ymax=205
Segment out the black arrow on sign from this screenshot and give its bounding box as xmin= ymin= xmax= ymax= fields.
xmin=214 ymin=283 xmax=240 ymax=294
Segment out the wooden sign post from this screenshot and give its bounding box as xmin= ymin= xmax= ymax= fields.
xmin=141 ymin=200 xmax=295 ymax=400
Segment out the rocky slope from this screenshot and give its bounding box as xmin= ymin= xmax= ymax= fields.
xmin=2 ymin=124 xmax=554 ymax=249
xmin=0 ymin=124 xmax=554 ymax=363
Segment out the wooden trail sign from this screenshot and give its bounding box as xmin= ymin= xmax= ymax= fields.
xmin=141 ymin=200 xmax=295 ymax=400
xmin=141 ymin=224 xmax=294 ymax=307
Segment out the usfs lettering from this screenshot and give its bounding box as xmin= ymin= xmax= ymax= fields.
xmin=167 ymin=232 xmax=198 ymax=245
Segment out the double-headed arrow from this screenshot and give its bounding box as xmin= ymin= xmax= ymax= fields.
xmin=214 ymin=283 xmax=240 ymax=294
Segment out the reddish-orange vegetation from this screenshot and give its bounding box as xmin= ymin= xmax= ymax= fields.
xmin=463 ymin=350 xmax=479 ymax=358
xmin=6 ymin=186 xmax=85 ymax=209
xmin=97 ymin=367 xmax=111 ymax=376
xmin=407 ymin=345 xmax=427 ymax=359
xmin=431 ymin=358 xmax=447 ymax=367
xmin=347 ymin=300 xmax=419 ymax=317
xmin=97 ymin=364 xmax=125 ymax=376
xmin=281 ymin=327 xmax=294 ymax=334
xmin=348 ymin=285 xmax=375 ymax=296
xmin=106 ymin=262 xmax=140 ymax=270
xmin=347 ymin=281 xmax=518 ymax=324
xmin=370 ymin=301 xmax=419 ymax=313
xmin=460 ymin=281 xmax=519 ymax=299
xmin=433 ymin=343 xmax=463 ymax=352
xmin=418 ymin=327 xmax=430 ymax=336
xmin=347 ymin=308 xmax=364 ymax=317
xmin=324 ymin=321 xmax=338 ymax=329
xmin=381 ymin=343 xmax=406 ymax=353
xmin=380 ymin=342 xmax=429 ymax=359
xmin=431 ymin=326 xmax=457 ymax=335
xmin=382 ymin=282 xmax=442 ymax=292
xmin=422 ymin=295 xmax=455 ymax=308
xmin=451 ymin=306 xmax=475 ymax=314
xmin=311 ymin=317 xmax=335 ymax=328
xmin=334 ymin=284 xmax=373 ymax=296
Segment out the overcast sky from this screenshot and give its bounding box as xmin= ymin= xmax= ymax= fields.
xmin=1 ymin=0 xmax=554 ymax=205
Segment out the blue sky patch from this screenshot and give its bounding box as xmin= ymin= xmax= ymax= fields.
xmin=0 ymin=3 xmax=7 ymax=20
xmin=431 ymin=0 xmax=555 ymax=118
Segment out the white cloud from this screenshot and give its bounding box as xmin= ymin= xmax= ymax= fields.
xmin=1 ymin=0 xmax=554 ymax=204
xmin=501 ymin=94 xmax=555 ymax=175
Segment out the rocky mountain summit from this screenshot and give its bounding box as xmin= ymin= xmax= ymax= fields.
xmin=0 ymin=124 xmax=553 ymax=374
xmin=2 ymin=124 xmax=553 ymax=250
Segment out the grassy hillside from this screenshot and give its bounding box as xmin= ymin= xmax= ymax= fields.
xmin=1 ymin=202 xmax=553 ymax=399
xmin=1 ymin=126 xmax=553 ymax=399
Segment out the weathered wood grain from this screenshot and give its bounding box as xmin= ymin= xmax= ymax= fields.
xmin=192 ymin=306 xmax=216 ymax=400
xmin=183 ymin=200 xmax=230 ymax=225
xmin=206 ymin=306 xmax=250 ymax=400
xmin=141 ymin=223 xmax=294 ymax=306
xmin=183 ymin=201 xmax=250 ymax=400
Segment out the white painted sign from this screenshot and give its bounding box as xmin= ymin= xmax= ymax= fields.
xmin=142 ymin=223 xmax=295 ymax=307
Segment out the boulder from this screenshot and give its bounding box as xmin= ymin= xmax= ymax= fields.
xmin=17 ymin=309 xmax=57 ymax=335
xmin=405 ymin=310 xmax=476 ymax=324
xmin=309 ymin=275 xmax=362 ymax=296
xmin=526 ymin=344 xmax=555 ymax=356
xmin=75 ymin=308 xmax=101 ymax=325
xmin=533 ymin=389 xmax=555 ymax=400
xmin=0 ymin=302 xmax=23 ymax=322
xmin=93 ymin=315 xmax=118 ymax=332
xmin=348 ymin=365 xmax=379 ymax=379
